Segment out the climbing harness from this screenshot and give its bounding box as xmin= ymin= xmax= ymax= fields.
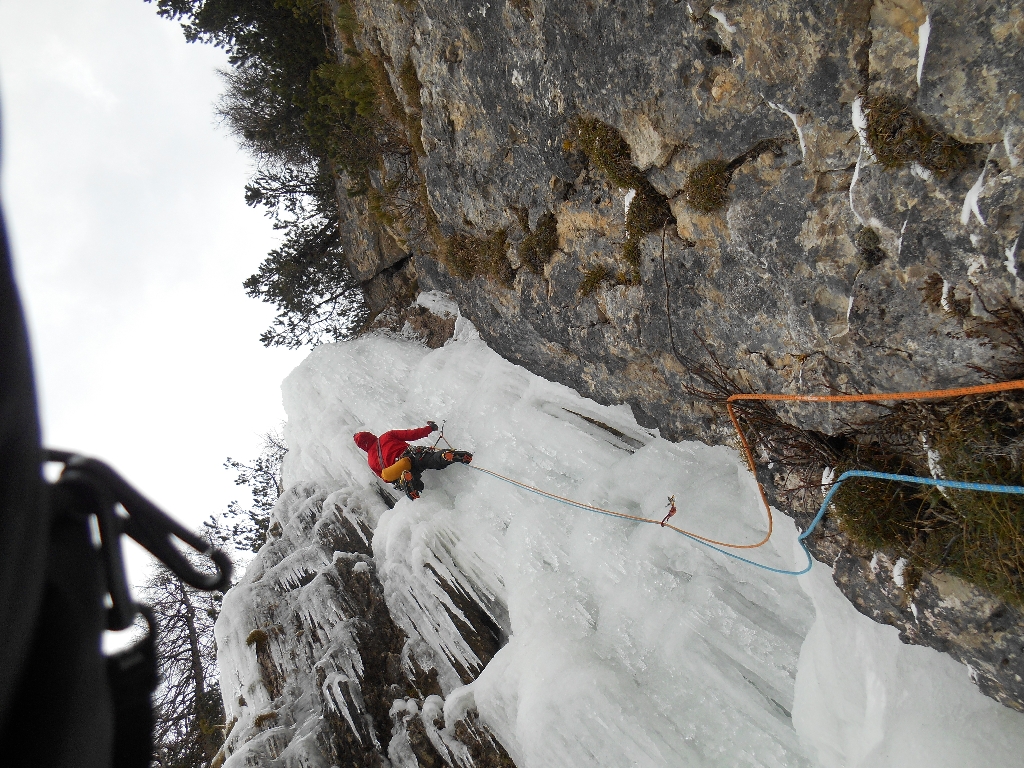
xmin=391 ymin=424 xmax=469 ymax=501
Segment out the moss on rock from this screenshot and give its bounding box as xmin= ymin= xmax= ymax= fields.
xmin=863 ymin=94 xmax=971 ymax=177
xmin=518 ymin=211 xmax=559 ymax=274
xmin=444 ymin=229 xmax=514 ymax=287
xmin=683 ymin=158 xmax=733 ymax=213
xmin=570 ymin=117 xmax=673 ymax=281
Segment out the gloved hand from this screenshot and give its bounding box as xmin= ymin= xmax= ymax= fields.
xmin=427 ymin=420 xmax=438 ymax=432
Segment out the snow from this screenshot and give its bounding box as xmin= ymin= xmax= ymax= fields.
xmin=624 ymin=188 xmax=636 ymax=218
xmin=849 ymin=99 xmax=870 ymax=226
xmin=939 ymin=279 xmax=953 ymax=313
xmin=960 ymin=146 xmax=995 ymax=227
xmin=848 ymin=149 xmax=867 ymax=225
xmin=1005 ymin=236 xmax=1019 ymax=278
xmin=892 ymin=558 xmax=908 ymax=589
xmin=768 ymin=103 xmax=807 ymax=159
xmin=417 ymin=290 xmax=460 ymax=318
xmin=1004 ymin=130 xmax=1020 ymax=168
xmin=848 ymin=98 xmax=888 ymax=234
xmin=911 ymin=162 xmax=935 ymax=183
xmin=897 ymin=216 xmax=910 ymax=259
xmin=916 ymin=17 xmax=931 ymax=88
xmin=851 ymin=97 xmax=869 ymax=150
xmin=232 ymin=294 xmax=1024 ymax=767
xmin=709 ymin=6 xmax=737 ymax=34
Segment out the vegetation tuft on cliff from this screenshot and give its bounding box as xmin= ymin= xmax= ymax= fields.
xmin=569 ymin=117 xmax=673 ymax=283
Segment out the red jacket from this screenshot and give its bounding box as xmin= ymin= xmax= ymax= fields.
xmin=353 ymin=426 xmax=433 ymax=477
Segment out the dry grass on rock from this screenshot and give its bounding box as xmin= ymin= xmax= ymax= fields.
xmin=863 ymin=94 xmax=972 ymax=177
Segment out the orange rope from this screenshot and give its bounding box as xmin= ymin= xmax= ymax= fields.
xmin=725 ymin=378 xmax=1024 ymax=539
xmin=465 ymin=380 xmax=1024 ymax=554
xmin=727 ymin=379 xmax=1024 ymax=405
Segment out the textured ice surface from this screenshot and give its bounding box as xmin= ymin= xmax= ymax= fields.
xmin=260 ymin=293 xmax=1024 ymax=767
xmin=794 ymin=559 xmax=1024 ymax=766
xmin=215 ymin=483 xmax=391 ymax=767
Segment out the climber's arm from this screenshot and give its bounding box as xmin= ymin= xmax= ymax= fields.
xmin=386 ymin=425 xmax=434 ymax=442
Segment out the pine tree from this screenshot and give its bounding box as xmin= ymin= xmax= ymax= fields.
xmin=205 ymin=429 xmax=287 ymax=554
xmin=242 ymin=220 xmax=366 ymax=350
xmin=142 ymin=564 xmax=226 ymax=768
xmin=141 ymin=429 xmax=287 ymax=766
xmin=146 ymin=0 xmax=371 ymax=348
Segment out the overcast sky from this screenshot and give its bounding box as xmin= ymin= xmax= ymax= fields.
xmin=0 ymin=0 xmax=308 ymax=585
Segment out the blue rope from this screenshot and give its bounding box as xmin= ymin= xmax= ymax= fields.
xmin=806 ymin=470 xmax=1024 ymax=542
xmin=677 ymin=526 xmax=814 ymax=576
xmin=470 ymin=466 xmax=1024 ymax=577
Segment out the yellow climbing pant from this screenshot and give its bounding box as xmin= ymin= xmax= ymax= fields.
xmin=381 ymin=456 xmax=412 ymax=483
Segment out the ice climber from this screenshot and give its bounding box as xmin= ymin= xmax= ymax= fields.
xmin=353 ymin=422 xmax=472 ymax=500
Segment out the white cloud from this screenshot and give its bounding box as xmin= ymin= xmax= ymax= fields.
xmin=1 ymin=0 xmax=308 ymax=586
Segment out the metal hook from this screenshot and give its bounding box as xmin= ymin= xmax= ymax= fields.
xmin=46 ymin=450 xmax=233 ymax=631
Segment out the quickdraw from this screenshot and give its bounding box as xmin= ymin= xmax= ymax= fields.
xmin=659 ymin=495 xmax=677 ymax=527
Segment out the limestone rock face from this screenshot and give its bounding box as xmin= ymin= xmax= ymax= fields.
xmin=335 ymin=176 xmax=416 ymax=320
xmin=335 ymin=0 xmax=1024 ymax=712
xmin=347 ymin=0 xmax=1023 ymax=440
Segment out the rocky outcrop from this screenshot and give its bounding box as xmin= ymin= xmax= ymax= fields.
xmin=334 ymin=175 xmax=418 ymax=321
xmin=213 ymin=482 xmax=514 ymax=768
xmin=341 ymin=0 xmax=1024 ymax=439
xmin=330 ymin=0 xmax=1024 ymax=712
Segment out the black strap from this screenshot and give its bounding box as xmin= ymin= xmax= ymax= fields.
xmin=0 ymin=203 xmax=48 ymax=736
xmin=376 ymin=439 xmax=385 ymax=475
xmin=3 ymin=484 xmax=113 ymax=768
xmin=6 ymin=455 xmax=228 ymax=768
xmin=107 ymin=607 xmax=158 ymax=768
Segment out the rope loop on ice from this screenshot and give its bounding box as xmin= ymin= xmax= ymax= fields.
xmin=454 ymin=377 xmax=1024 ymax=576
xmin=468 ymin=465 xmax=1024 ymax=577
xmin=468 ymin=464 xmax=816 ymax=574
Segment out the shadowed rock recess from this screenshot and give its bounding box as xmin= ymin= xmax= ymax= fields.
xmin=223 ymin=1 xmax=1024 ymax=755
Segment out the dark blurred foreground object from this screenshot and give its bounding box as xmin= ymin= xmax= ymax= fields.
xmin=0 ymin=185 xmax=231 ymax=766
